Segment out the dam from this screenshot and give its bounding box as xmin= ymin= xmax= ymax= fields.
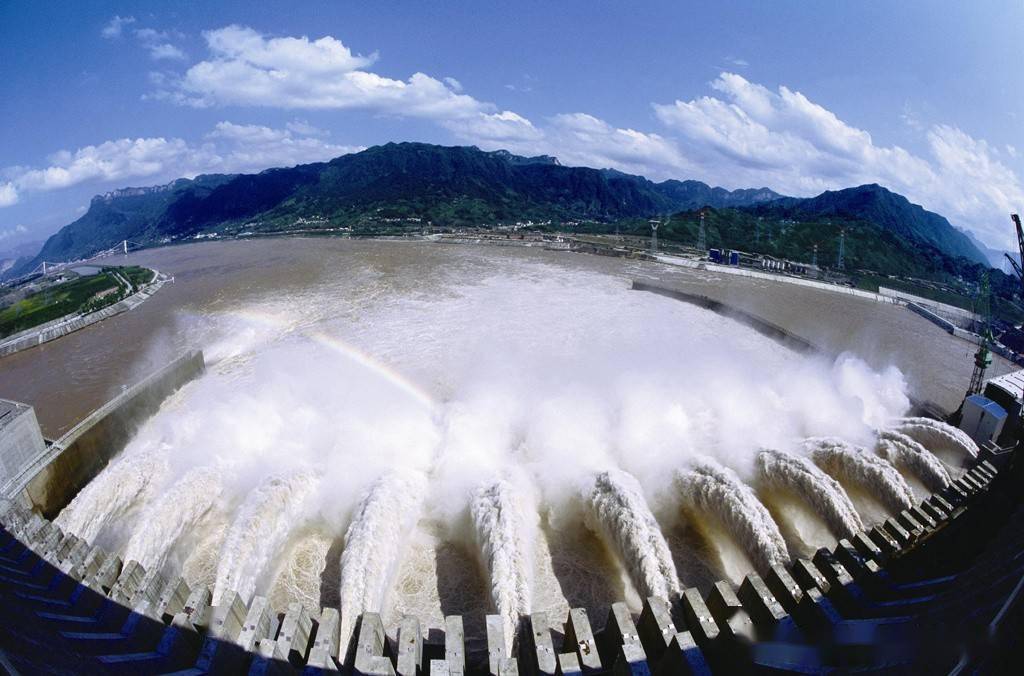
xmin=0 ymin=239 xmax=1022 ymax=673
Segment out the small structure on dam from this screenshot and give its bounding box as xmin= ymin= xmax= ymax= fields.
xmin=0 ymin=350 xmax=205 ymax=515
xmin=0 ymin=399 xmax=47 ymax=485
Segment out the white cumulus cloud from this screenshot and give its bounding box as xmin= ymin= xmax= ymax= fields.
xmin=0 ymin=121 xmax=357 ymax=205
xmin=653 ymin=73 xmax=1024 ymax=248
xmin=0 ymin=224 xmax=28 ymax=242
xmin=101 ymin=15 xmax=135 ymax=39
xmin=0 ymin=183 xmax=18 ymax=207
xmin=162 ymin=25 xmax=490 ymax=121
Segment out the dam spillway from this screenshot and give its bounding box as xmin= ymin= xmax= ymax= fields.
xmin=1 ymin=241 xmax=1020 ymax=672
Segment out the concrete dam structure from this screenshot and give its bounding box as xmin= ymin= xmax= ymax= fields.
xmin=2 ymin=351 xmax=1022 ymax=672
xmin=2 ymin=243 xmax=1024 ymax=673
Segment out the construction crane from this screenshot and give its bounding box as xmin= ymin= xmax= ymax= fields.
xmin=1003 ymin=214 xmax=1024 ymax=293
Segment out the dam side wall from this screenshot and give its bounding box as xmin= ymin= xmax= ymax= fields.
xmin=2 ymin=350 xmax=205 ymax=518
xmin=631 ymin=279 xmax=819 ymax=354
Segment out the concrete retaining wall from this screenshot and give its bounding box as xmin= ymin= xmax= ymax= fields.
xmin=0 ymin=271 xmax=169 ymax=358
xmin=652 ymin=254 xmax=902 ymax=305
xmin=631 ymin=280 xmax=819 ymax=354
xmin=880 ymin=286 xmax=978 ymax=322
xmin=1 ymin=350 xmax=205 ymax=517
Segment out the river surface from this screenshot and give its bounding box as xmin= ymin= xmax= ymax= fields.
xmin=0 ymin=238 xmax=1011 ymax=437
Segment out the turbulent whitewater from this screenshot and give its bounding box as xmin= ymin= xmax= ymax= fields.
xmin=676 ymin=459 xmax=790 ymax=572
xmin=807 ymin=438 xmax=916 ymax=514
xmin=756 ymin=449 xmax=863 ymax=540
xmin=471 ymin=480 xmax=535 ymax=651
xmin=338 ymin=471 xmax=427 ymax=648
xmin=585 ymin=470 xmax=681 ymax=600
xmin=874 ymin=430 xmax=951 ymax=492
xmin=49 ymin=243 xmax=977 ymax=630
xmin=213 ymin=471 xmax=318 ymax=605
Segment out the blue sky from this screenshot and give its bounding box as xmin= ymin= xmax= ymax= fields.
xmin=1 ymin=0 xmax=1022 ymax=252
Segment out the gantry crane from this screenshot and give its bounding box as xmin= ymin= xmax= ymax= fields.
xmin=1003 ymin=214 xmax=1024 ymax=293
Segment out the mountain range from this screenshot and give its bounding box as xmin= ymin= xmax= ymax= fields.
xmin=10 ymin=141 xmax=990 ymax=277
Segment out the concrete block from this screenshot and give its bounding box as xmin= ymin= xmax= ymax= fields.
xmin=601 ymin=601 xmax=642 ymax=663
xmin=486 ymin=615 xmax=507 ymax=675
xmin=942 ymin=481 xmax=968 ymax=503
xmin=868 ymin=527 xmax=899 ymax=555
xmin=396 ymin=615 xmax=422 ymax=676
xmin=980 ymin=460 xmax=998 ymax=476
xmin=836 ymin=540 xmax=887 ymax=593
xmin=54 ymin=532 xmax=80 ymax=562
xmin=737 ymin=573 xmax=787 ymax=628
xmin=896 ymin=511 xmax=925 ymax=538
xmin=76 ymin=545 xmax=107 ymax=582
xmin=109 ymin=559 xmax=146 ymax=604
xmin=564 ymin=607 xmax=600 ymax=673
xmin=792 ymin=559 xmax=830 ymax=594
xmin=445 ymin=615 xmax=465 ymax=675
xmin=156 ymin=576 xmax=190 ymax=621
xmin=908 ymin=506 xmax=937 ymax=530
xmin=498 ymin=657 xmax=519 ymax=676
xmin=969 ymin=467 xmax=990 ymax=484
xmin=38 ymin=523 xmax=63 ymax=556
xmin=883 ymin=519 xmax=912 ymax=547
xmin=793 ymin=588 xmax=842 ymax=634
xmin=237 ymin=596 xmax=273 ymax=652
xmin=307 ymin=606 xmax=341 ymax=671
xmin=764 ymin=565 xmax=803 ymax=613
xmin=653 ymin=632 xmax=710 ymax=676
xmin=705 ymin=581 xmax=755 ymax=646
xmin=612 ymin=643 xmax=651 ymax=676
xmin=919 ymin=500 xmax=947 ymax=523
xmin=354 ymin=612 xmax=395 ymax=676
xmin=959 ymin=474 xmax=982 ymax=492
xmin=172 ymin=585 xmax=211 ymax=631
xmin=929 ymin=494 xmax=954 ymax=514
xmin=131 ymin=568 xmax=167 ymax=614
xmin=276 ymin=602 xmax=313 ymax=664
xmin=971 ymin=465 xmax=993 ymax=482
xmin=430 ymin=660 xmax=450 ymax=676
xmin=557 ymin=652 xmax=582 ymax=675
xmin=680 ymin=588 xmax=719 ymax=648
xmin=26 ymin=517 xmax=51 ymax=544
xmin=852 ymin=532 xmax=884 ymax=562
xmin=208 ymin=590 xmax=248 ymax=641
xmin=58 ymin=538 xmax=90 ymax=577
xmin=637 ymin=596 xmax=675 ymax=665
xmin=524 ymin=612 xmax=557 ymax=676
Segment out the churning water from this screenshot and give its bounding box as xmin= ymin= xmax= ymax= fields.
xmin=51 ymin=241 xmax=978 ymax=638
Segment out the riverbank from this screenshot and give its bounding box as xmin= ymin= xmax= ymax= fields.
xmin=0 ymin=269 xmax=170 ymax=358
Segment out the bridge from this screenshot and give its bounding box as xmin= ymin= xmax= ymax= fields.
xmin=5 ymin=239 xmax=146 ymax=287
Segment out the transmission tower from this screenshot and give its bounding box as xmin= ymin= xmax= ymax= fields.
xmin=836 ymin=229 xmax=846 ymax=270
xmin=811 ymin=243 xmax=818 ymax=268
xmin=697 ymin=210 xmax=707 ymax=252
xmin=966 ymin=273 xmax=994 ymax=398
xmin=650 ymin=219 xmax=659 ymax=254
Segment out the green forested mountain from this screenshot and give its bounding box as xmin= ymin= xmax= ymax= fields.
xmin=13 ymin=142 xmax=991 ymax=281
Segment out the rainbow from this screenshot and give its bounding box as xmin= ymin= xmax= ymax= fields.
xmin=218 ymin=308 xmax=437 ymax=410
